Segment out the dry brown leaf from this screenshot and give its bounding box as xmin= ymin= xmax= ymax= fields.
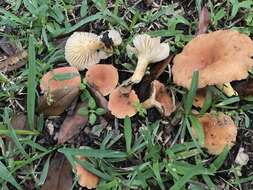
xmin=58 ymin=102 xmax=89 ymax=144
xmin=0 ymin=50 xmax=28 ymax=72
xmin=11 ymin=113 xmax=27 ymax=130
xmin=41 ymin=153 xmax=72 ymax=190
xmin=0 ymin=37 xmax=17 ymax=55
xmin=196 ymin=6 xmax=210 ymax=35
xmin=37 ymin=87 xmax=79 ymax=116
xmin=233 ymin=79 xmax=253 ymax=96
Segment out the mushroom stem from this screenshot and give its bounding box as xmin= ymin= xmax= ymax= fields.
xmin=130 ymin=57 xmax=149 ymax=84
xmin=216 ymin=82 xmax=238 ymax=97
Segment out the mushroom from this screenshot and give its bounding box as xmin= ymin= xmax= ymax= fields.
xmin=193 ymin=112 xmax=237 ymax=155
xmin=40 ymin=66 xmax=81 ymax=93
xmin=108 ymin=87 xmax=139 ymax=118
xmin=142 ymin=80 xmax=176 ymax=117
xmin=124 ymin=34 xmax=170 ymax=85
xmin=65 ymin=32 xmax=112 ymax=70
xmin=172 ymin=30 xmax=253 ymax=96
xmin=85 ymin=64 xmax=119 ymax=96
xmin=75 ymin=156 xmax=99 ymax=189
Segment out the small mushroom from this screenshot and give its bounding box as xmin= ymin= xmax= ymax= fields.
xmin=65 ymin=32 xmax=111 ymax=70
xmin=40 ymin=66 xmax=81 ymax=93
xmin=75 ymin=157 xmax=99 ymax=189
xmin=125 ymin=34 xmax=170 ymax=85
xmin=193 ymin=112 xmax=237 ymax=155
xmin=142 ymin=80 xmax=176 ymax=117
xmin=172 ymin=30 xmax=253 ymax=96
xmin=108 ymin=87 xmax=139 ymax=118
xmin=85 ymin=64 xmax=119 ymax=96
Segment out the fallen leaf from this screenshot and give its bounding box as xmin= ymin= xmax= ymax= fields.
xmin=233 ymin=79 xmax=253 ymax=96
xmin=0 ymin=37 xmax=17 ymax=56
xmin=58 ymin=102 xmax=89 ymax=144
xmin=138 ymin=55 xmax=174 ymax=101
xmin=0 ymin=50 xmax=28 ymax=72
xmin=41 ymin=153 xmax=72 ymax=190
xmin=37 ymin=87 xmax=79 ymax=116
xmin=196 ymin=6 xmax=210 ymax=35
xmin=11 ymin=113 xmax=27 ymax=130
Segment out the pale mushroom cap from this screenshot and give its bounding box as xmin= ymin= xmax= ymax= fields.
xmin=128 ymin=34 xmax=170 ymax=63
xmin=107 ymin=29 xmax=122 ymax=46
xmin=85 ymin=64 xmax=119 ymax=96
xmin=40 ymin=66 xmax=81 ymax=93
xmin=195 ymin=112 xmax=237 ymax=155
xmin=108 ymin=87 xmax=139 ymax=119
xmin=173 ymin=30 xmax=253 ymax=89
xmin=75 ymin=157 xmax=99 ymax=189
xmin=152 ymin=80 xmax=176 ymax=117
xmin=65 ymin=32 xmax=111 ymax=70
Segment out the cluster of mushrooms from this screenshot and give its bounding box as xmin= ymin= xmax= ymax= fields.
xmin=39 ymin=29 xmax=253 ymax=188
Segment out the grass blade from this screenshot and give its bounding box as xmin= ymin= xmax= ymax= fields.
xmin=124 ymin=116 xmax=132 ymax=154
xmin=184 ymin=71 xmax=199 ymax=115
xmin=189 ymin=115 xmax=205 ymax=147
xmin=59 ymin=147 xmax=127 ymax=158
xmin=0 ymin=161 xmax=22 ymax=190
xmin=4 ymin=108 xmax=29 ymax=158
xmin=64 ymin=13 xmax=103 ymax=34
xmin=27 ymin=35 xmax=37 ymax=129
xmin=200 ymin=87 xmax=212 ymax=115
xmin=38 ymin=156 xmax=51 ymax=185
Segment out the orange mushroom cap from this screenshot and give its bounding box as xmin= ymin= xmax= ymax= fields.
xmin=40 ymin=66 xmax=81 ymax=93
xmin=75 ymin=157 xmax=99 ymax=189
xmin=108 ymin=87 xmax=139 ymax=119
xmin=172 ymin=30 xmax=253 ymax=89
xmin=85 ymin=64 xmax=118 ymax=96
xmin=194 ymin=112 xmax=237 ymax=155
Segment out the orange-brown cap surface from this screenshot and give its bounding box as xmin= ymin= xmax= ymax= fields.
xmin=40 ymin=66 xmax=81 ymax=93
xmin=85 ymin=64 xmax=118 ymax=96
xmin=173 ymin=30 xmax=253 ymax=89
xmin=75 ymin=157 xmax=99 ymax=189
xmin=194 ymin=112 xmax=237 ymax=155
xmin=108 ymin=87 xmax=139 ymax=119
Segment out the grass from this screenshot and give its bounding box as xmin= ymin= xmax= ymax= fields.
xmin=0 ymin=0 xmax=253 ymax=189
